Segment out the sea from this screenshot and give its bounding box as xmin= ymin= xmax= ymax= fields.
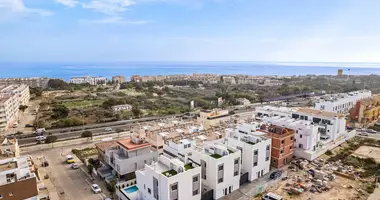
xmin=1 ymin=62 xmax=380 ymax=81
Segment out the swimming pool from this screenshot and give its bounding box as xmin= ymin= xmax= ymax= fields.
xmin=123 ymin=185 xmax=139 ymax=194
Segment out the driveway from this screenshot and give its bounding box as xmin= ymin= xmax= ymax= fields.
xmin=26 ymin=144 xmax=108 ymax=200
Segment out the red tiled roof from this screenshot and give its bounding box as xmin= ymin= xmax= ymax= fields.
xmin=117 ymin=138 xmax=151 ymax=151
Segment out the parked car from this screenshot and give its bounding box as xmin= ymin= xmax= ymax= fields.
xmin=25 ymin=124 xmax=34 ymax=128
xmin=66 ymin=159 xmax=75 ymax=164
xmin=358 ymin=132 xmax=369 ymax=136
xmin=367 ymin=129 xmax=377 ymax=134
xmin=91 ymin=184 xmax=102 ymax=193
xmin=104 ymin=127 xmax=112 ymax=131
xmin=71 ymin=163 xmax=79 ymax=169
xmin=262 ymin=192 xmax=283 ymax=200
xmin=35 ymin=136 xmax=46 ymax=141
xmin=269 ymin=171 xmax=282 ymax=180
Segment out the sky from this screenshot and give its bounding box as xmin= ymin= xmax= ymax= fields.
xmin=1 ymin=0 xmax=380 ymax=62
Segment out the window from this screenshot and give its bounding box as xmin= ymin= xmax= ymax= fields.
xmin=290 ymin=146 xmax=292 ymax=149
xmin=254 ymin=161 xmax=257 ymax=166
xmin=9 ymin=192 xmax=13 ymax=197
xmin=254 ymin=150 xmax=258 ymax=155
xmin=193 ymin=176 xmax=198 ymax=182
xmin=148 ymin=188 xmax=151 ymax=194
xmin=218 ymin=165 xmax=224 ymax=171
xmin=290 ymin=136 xmax=293 ymax=140
xmin=193 ymin=190 xmax=199 ymax=196
xmin=172 ymin=184 xmax=178 ymax=190
xmin=0 ymin=194 xmax=2 ymax=199
xmin=234 ymin=159 xmax=239 ymax=164
xmin=280 ymin=149 xmax=283 ymax=154
xmin=300 ymin=134 xmax=303 ymax=138
xmin=299 ymin=144 xmax=303 ymax=148
xmin=281 ymin=140 xmax=284 ymax=144
xmin=218 ymin=178 xmax=224 ymax=183
xmin=234 ymin=171 xmax=239 ymax=176
xmin=144 ymin=184 xmax=146 ymax=189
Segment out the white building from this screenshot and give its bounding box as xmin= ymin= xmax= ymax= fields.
xmin=125 ymin=155 xmax=201 ymax=200
xmin=111 ymin=104 xmax=132 ymax=113
xmin=98 ymin=136 xmax=159 ymax=181
xmin=164 ymin=139 xmax=241 ymax=199
xmin=0 ymin=95 xmax=19 ymax=131
xmin=69 ymin=76 xmax=107 ymax=85
xmin=236 ymin=98 xmax=251 ymax=106
xmin=0 ymin=84 xmax=30 ymax=106
xmin=0 ymin=136 xmax=20 ymax=158
xmin=225 ymin=127 xmax=271 ymax=182
xmin=255 ymin=106 xmax=346 ymax=141
xmin=315 ymin=90 xmax=371 ymax=114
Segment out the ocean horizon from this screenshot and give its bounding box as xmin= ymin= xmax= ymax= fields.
xmin=1 ymin=62 xmax=380 ymax=81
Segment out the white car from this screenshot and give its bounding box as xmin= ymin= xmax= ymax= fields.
xmin=358 ymin=132 xmax=369 ymax=136
xmin=104 ymin=127 xmax=112 ymax=131
xmin=367 ymin=129 xmax=377 ymax=134
xmin=71 ymin=163 xmax=79 ymax=169
xmin=91 ymin=184 xmax=101 ymax=193
xmin=35 ymin=136 xmax=46 ymax=141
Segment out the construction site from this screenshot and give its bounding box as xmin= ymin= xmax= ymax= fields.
xmin=255 ymin=137 xmax=380 ymax=200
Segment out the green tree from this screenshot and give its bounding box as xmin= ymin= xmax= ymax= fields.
xmin=47 ymin=79 xmax=71 ymax=90
xmin=87 ymin=164 xmax=94 ymax=174
xmin=81 ymin=131 xmax=93 ymax=138
xmin=45 ymin=135 xmax=58 ymax=143
xmin=52 ymin=104 xmax=69 ymax=119
xmin=108 ymin=179 xmax=117 ymax=198
xmin=132 ymin=105 xmax=142 ymax=118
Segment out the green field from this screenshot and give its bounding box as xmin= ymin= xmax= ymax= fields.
xmin=62 ymin=99 xmax=105 ymax=108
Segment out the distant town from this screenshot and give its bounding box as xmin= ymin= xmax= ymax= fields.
xmin=1 ymin=70 xmax=380 ymax=200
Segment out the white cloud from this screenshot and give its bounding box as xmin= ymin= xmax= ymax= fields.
xmin=82 ymin=0 xmax=136 ymax=15
xmin=80 ymin=16 xmax=150 ymax=25
xmin=0 ymin=0 xmax=53 ymax=19
xmin=56 ymin=0 xmax=79 ymax=7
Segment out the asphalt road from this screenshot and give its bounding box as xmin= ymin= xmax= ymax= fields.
xmin=26 ymin=145 xmax=108 ymax=200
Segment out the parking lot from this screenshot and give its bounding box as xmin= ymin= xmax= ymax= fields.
xmin=25 ymin=144 xmax=109 ymax=200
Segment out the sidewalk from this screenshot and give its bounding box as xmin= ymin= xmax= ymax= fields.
xmin=35 ymin=156 xmax=60 ymax=200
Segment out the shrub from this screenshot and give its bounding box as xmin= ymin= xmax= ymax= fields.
xmin=81 ymin=131 xmax=93 ymax=138
xmin=325 ymin=150 xmax=333 ymax=156
xmin=45 ymin=135 xmax=58 ymax=143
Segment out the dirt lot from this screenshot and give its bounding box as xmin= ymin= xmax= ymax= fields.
xmin=260 ymin=167 xmax=364 ymax=200
xmin=353 ymin=145 xmax=380 ymax=163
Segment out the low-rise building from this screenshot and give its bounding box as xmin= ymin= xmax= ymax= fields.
xmin=222 ymin=76 xmax=236 ymax=84
xmin=125 ymin=155 xmax=201 ymax=200
xmin=198 ymin=109 xmax=231 ymax=129
xmin=350 ymin=95 xmax=380 ymax=124
xmin=225 ymin=127 xmax=271 ymax=182
xmin=315 ymin=90 xmax=371 ymax=114
xmin=258 ymin=125 xmax=295 ymax=168
xmin=0 ymin=156 xmax=38 ymax=200
xmin=95 ymin=140 xmax=118 ymax=164
xmin=69 ymin=76 xmax=107 ymax=85
xmin=236 ymin=98 xmax=251 ymax=106
xmin=0 ymin=137 xmax=20 ymax=158
xmin=98 ymin=136 xmax=159 ymax=182
xmin=111 ymin=104 xmax=132 ymax=113
xmin=112 ymin=76 xmax=126 ymax=83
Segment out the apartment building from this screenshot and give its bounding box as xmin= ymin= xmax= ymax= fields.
xmin=222 ymin=76 xmax=236 ymax=84
xmin=98 ymin=136 xmax=159 ymax=182
xmin=315 ymin=90 xmax=371 ymax=114
xmin=123 ymin=155 xmax=201 ymax=200
xmin=255 ymin=106 xmax=346 ymax=141
xmin=258 ymin=125 xmax=295 ymax=168
xmin=112 ymin=76 xmax=126 ymax=83
xmin=0 ymin=95 xmax=19 ymax=132
xmin=0 ymin=84 xmax=30 ymax=106
xmin=225 ymin=127 xmax=271 ymax=182
xmin=350 ymin=95 xmax=380 ymax=124
xmin=0 ymin=156 xmax=38 ymax=200
xmin=198 ymin=109 xmax=231 ymax=129
xmin=0 ymin=77 xmax=50 ymax=89
xmin=69 ymin=76 xmax=107 ymax=85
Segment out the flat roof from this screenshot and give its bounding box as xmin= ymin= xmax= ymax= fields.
xmin=0 ymin=161 xmax=17 ymax=172
xmin=296 ymin=108 xmax=343 ymax=118
xmin=95 ymin=141 xmax=118 ymax=152
xmin=118 ymin=138 xmax=151 ymax=151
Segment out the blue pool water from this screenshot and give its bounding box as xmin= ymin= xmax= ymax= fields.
xmin=124 ymin=185 xmax=139 ymax=194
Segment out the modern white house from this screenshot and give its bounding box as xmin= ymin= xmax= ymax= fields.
xmin=120 ymin=155 xmax=202 ymax=200
xmin=255 ymin=106 xmax=346 ymax=141
xmin=225 ymin=127 xmax=271 ymax=182
xmin=98 ymin=136 xmax=159 ymax=182
xmin=315 ymin=90 xmax=371 ymax=114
